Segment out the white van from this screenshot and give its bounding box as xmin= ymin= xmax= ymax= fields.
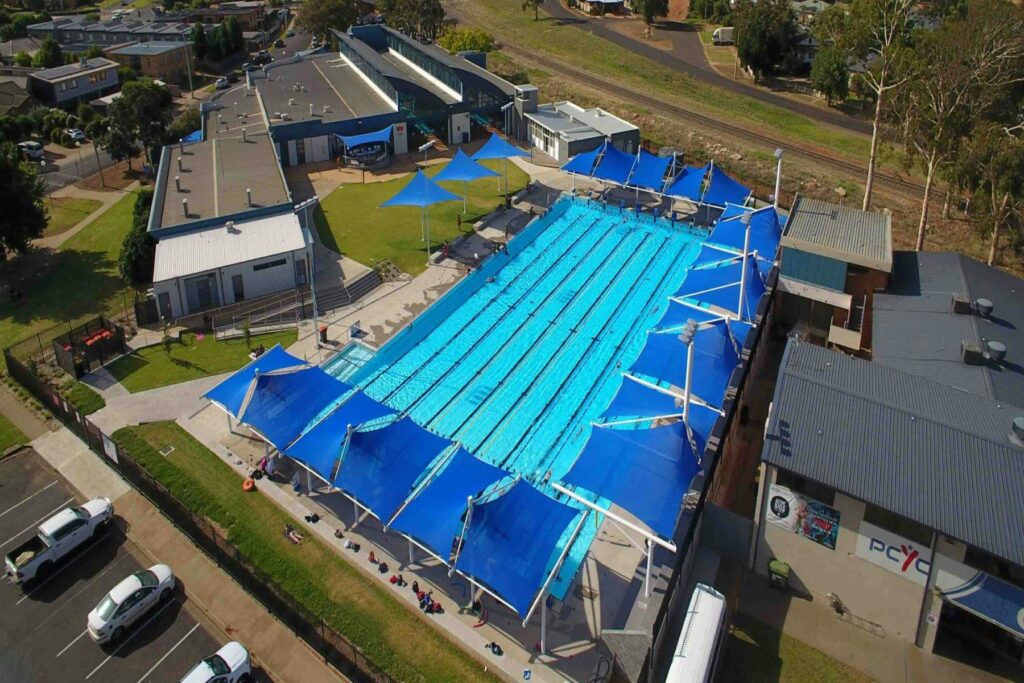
xmin=666 ymin=583 xmax=728 ymax=682
xmin=712 ymin=27 xmax=735 ymax=45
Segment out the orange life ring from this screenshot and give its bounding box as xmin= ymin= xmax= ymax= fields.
xmin=242 ymin=477 xmax=256 ymax=492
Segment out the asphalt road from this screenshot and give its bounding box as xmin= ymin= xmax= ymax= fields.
xmin=38 ymin=142 xmax=118 ymax=194
xmin=0 ymin=449 xmax=268 ymax=683
xmin=495 ymin=0 xmax=872 ymax=136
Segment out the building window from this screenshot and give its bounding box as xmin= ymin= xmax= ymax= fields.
xmin=59 ymin=82 xmax=67 ymax=92
xmin=68 ymin=78 xmax=78 ymax=90
xmin=774 ymin=469 xmax=836 ymax=506
xmin=963 ymin=546 xmax=1024 ymax=589
xmin=253 ymin=259 xmax=287 ymax=272
xmin=863 ymin=504 xmax=932 ymax=546
xmin=99 ymin=71 xmax=107 ymax=81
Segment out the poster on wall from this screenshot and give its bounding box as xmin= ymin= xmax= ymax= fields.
xmin=766 ymin=484 xmax=841 ymax=550
xmin=855 ymin=521 xmax=932 ymax=585
xmin=933 ymin=554 xmax=1024 ymax=637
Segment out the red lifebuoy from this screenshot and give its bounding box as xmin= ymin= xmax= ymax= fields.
xmin=242 ymin=477 xmax=256 ymax=492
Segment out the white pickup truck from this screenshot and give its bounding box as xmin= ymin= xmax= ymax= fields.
xmin=5 ymin=498 xmax=113 ymax=584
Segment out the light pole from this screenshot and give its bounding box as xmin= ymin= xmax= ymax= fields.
xmin=500 ymin=100 xmax=514 ymax=199
xmin=295 ymin=196 xmax=321 ymax=348
xmin=772 ymin=148 xmax=784 ymax=209
xmin=417 ymin=140 xmax=437 ymax=245
xmin=418 ymin=138 xmax=436 ymax=169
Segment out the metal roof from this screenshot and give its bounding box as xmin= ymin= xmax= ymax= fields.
xmin=153 ymin=212 xmax=306 ymax=282
xmin=256 ymin=54 xmax=392 ymax=123
xmin=110 ymin=41 xmax=183 ymax=56
xmin=781 ymin=196 xmax=892 ymax=272
xmin=763 ymin=340 xmax=1024 ymax=567
xmin=31 ymin=58 xmax=118 ymax=82
xmin=873 ymin=251 xmax=1024 ymax=407
xmin=553 ymin=101 xmax=637 ymax=136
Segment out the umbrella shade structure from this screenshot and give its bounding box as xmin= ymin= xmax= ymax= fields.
xmin=675 ymin=254 xmax=766 ymax=321
xmin=666 ymin=163 xmax=710 ymax=204
xmin=434 ymin=149 xmax=499 ymax=212
xmin=337 ymin=126 xmax=392 ymax=148
xmin=703 ymin=165 xmax=752 ymax=208
xmin=471 ymin=132 xmax=530 ymax=196
xmin=708 ymin=204 xmax=784 ymax=265
xmin=591 ymin=144 xmax=637 ymax=186
xmin=204 ymin=344 xmax=307 ymax=418
xmin=561 ymin=144 xmax=604 ymax=177
xmin=381 ymin=170 xmax=461 ymax=265
xmin=628 ymin=150 xmax=674 ymax=192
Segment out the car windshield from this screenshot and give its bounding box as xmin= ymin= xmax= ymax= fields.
xmin=134 ymin=570 xmax=158 ymax=587
xmin=70 ymin=506 xmax=89 ymax=519
xmin=96 ymin=594 xmax=118 ymax=621
xmin=204 ymin=654 xmax=230 ymax=675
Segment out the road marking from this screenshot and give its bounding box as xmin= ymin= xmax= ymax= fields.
xmin=85 ymin=599 xmax=176 ymax=680
xmin=57 ymin=628 xmax=89 ymax=657
xmin=0 ymin=498 xmax=74 ymax=550
xmin=0 ymin=481 xmax=57 ymax=519
xmin=134 ymin=622 xmax=201 ymax=683
xmin=26 ymin=547 xmax=130 ymax=612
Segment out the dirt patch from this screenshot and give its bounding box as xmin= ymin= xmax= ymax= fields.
xmin=602 ymin=16 xmax=675 ymax=51
xmin=669 ymin=0 xmax=690 ymax=20
xmin=75 ymin=159 xmax=148 ymax=192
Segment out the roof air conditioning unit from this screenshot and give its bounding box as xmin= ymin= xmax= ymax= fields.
xmin=987 ymin=340 xmax=1007 ymax=364
xmin=280 ymin=112 xmax=290 ymax=121
xmin=974 ymin=298 xmax=994 ymax=317
xmin=951 ymin=294 xmax=971 ymax=314
xmin=961 ymin=340 xmax=984 ymax=365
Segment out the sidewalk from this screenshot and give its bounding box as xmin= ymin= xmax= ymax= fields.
xmin=35 ymin=181 xmax=141 ymax=250
xmin=14 ymin=411 xmax=345 ymax=683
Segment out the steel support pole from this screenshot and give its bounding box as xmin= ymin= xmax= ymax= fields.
xmin=408 ymin=538 xmax=414 ymax=565
xmin=540 ymin=594 xmax=547 ymax=654
xmin=645 ymin=541 xmax=653 ymax=598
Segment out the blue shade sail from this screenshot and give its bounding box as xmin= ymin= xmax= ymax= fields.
xmin=203 ymin=345 xmax=307 ymax=418
xmin=651 ymin=299 xmax=726 ymax=332
xmin=676 ymin=255 xmax=766 ymax=320
xmin=285 ymin=392 xmax=396 ymax=481
xmin=600 ymin=376 xmax=682 ymax=421
xmin=703 ymin=165 xmax=751 ymax=208
xmin=381 ymin=170 xmax=461 ymax=208
xmin=561 ymin=144 xmax=603 ymax=175
xmin=627 ymin=150 xmax=673 ymax=192
xmin=627 ymin=319 xmax=751 ymax=407
xmin=336 ymin=126 xmax=392 ymax=148
xmin=562 ymin=413 xmax=714 ymax=539
xmin=591 ymin=144 xmax=636 ymax=185
xmin=388 ymin=448 xmax=508 ymax=562
xmin=454 ymin=481 xmax=580 ymax=617
xmin=665 ymin=163 xmax=709 ymax=203
xmin=181 ymin=129 xmax=202 ymax=143
xmin=709 ymin=204 xmax=784 ymax=261
xmin=433 ymin=148 xmax=499 ymax=183
xmin=237 ymin=366 xmax=353 ymax=450
xmin=333 ymin=416 xmax=453 ymax=521
xmin=471 ymin=132 xmax=530 ymax=161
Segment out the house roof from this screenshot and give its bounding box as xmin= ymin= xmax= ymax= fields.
xmin=872 ymin=251 xmax=1024 ymax=407
xmin=0 ymin=79 xmax=33 ymax=116
xmin=153 ymin=212 xmax=306 ymax=282
xmin=30 ymin=58 xmax=118 ymax=83
xmin=525 ymin=101 xmax=638 ymax=142
xmin=110 ymin=41 xmax=184 ymax=56
xmin=781 ymin=196 xmax=892 ymax=272
xmin=762 ymin=339 xmax=1024 ymax=567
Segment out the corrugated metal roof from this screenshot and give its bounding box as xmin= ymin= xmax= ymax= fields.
xmin=873 ymin=251 xmax=1024 ymax=407
xmin=554 ymin=101 xmax=637 ymax=136
xmin=110 ymin=41 xmax=183 ymax=56
xmin=781 ymin=196 xmax=892 ymax=272
xmin=152 ymin=212 xmax=305 ymax=282
xmin=780 ymin=247 xmax=847 ymax=292
xmin=32 ymin=58 xmax=117 ymax=82
xmin=762 ymin=340 xmax=1024 ymax=566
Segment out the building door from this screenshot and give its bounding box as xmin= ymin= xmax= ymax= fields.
xmin=295 ymin=258 xmax=307 ymax=286
xmin=158 ymin=291 xmax=172 ymax=321
xmin=232 ymin=274 xmax=245 ymax=302
xmin=184 ymin=274 xmax=220 ymax=312
xmin=296 ymin=139 xmax=306 ymax=164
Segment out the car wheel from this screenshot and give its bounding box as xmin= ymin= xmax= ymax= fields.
xmin=238 ymin=673 xmax=252 ymax=683
xmin=35 ymin=561 xmax=52 ymax=581
xmin=159 ymin=588 xmax=172 ymax=604
xmin=111 ymin=626 xmax=124 ymax=643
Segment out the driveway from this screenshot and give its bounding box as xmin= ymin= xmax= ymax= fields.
xmin=38 ymin=141 xmax=117 ymax=194
xmin=537 ymin=0 xmax=871 ymax=135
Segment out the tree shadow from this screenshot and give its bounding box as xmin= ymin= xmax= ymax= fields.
xmin=718 ymin=612 xmax=785 ymax=682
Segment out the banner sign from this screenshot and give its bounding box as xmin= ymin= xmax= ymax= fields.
xmin=766 ymin=484 xmax=840 ymax=550
xmin=934 ymin=555 xmax=1024 ymax=637
xmin=855 ymin=521 xmax=931 ymax=585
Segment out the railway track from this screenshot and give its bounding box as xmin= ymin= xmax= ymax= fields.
xmin=500 ymin=44 xmax=929 ymax=200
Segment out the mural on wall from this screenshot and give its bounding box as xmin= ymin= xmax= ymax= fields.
xmin=934 ymin=555 xmax=1024 ymax=637
xmin=766 ymin=484 xmax=841 ymax=550
xmin=855 ymin=521 xmax=932 ymax=585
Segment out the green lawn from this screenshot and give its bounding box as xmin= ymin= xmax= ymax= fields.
xmin=721 ymin=612 xmax=873 ymax=682
xmin=98 ymin=0 xmax=153 ymax=8
xmin=315 ymin=159 xmax=528 ymax=275
xmin=0 ymin=190 xmax=136 ymax=364
xmin=107 ymin=330 xmax=298 ymax=393
xmin=0 ymin=412 xmax=27 ymax=453
xmin=464 ymin=0 xmax=873 ymax=161
xmin=59 ymin=378 xmax=106 ymax=415
xmin=44 ymin=197 xmax=103 ymax=237
xmin=112 ymin=422 xmax=498 ymax=683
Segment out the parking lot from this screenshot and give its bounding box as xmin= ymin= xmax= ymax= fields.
xmin=0 ymin=448 xmax=268 ymax=682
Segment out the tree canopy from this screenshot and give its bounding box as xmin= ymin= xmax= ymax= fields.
xmin=0 ymin=143 xmax=47 ymax=261
xmin=810 ymin=46 xmax=849 ymax=105
xmin=119 ymin=188 xmax=157 ymax=289
xmin=32 ymin=37 xmax=62 ymax=69
xmin=733 ymin=0 xmax=796 ymax=82
xmin=102 ymin=79 xmax=173 ymax=167
xmin=295 ymin=0 xmax=358 ymax=43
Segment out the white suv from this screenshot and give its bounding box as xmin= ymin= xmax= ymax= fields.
xmin=181 ymin=641 xmax=253 ymax=683
xmin=88 ymin=564 xmax=175 ymax=644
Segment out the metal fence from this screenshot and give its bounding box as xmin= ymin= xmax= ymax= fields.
xmin=3 ymin=342 xmax=394 ymax=683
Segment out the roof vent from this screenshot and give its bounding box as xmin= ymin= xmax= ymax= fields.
xmin=280 ymin=112 xmax=290 ymax=121
xmin=225 ymin=220 xmax=235 ymax=233
xmin=987 ymin=340 xmax=1007 ymax=364
xmin=1013 ymin=417 xmax=1024 ymax=444
xmin=974 ymin=298 xmax=994 ymax=317
xmin=961 ymin=340 xmax=984 ymax=365
xmin=181 ymin=197 xmax=189 ymax=216
xmin=951 ymin=294 xmax=971 ymax=314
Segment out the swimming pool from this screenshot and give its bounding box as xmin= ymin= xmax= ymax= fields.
xmin=331 ymin=196 xmax=707 ymax=598
xmin=323 ymin=341 xmax=376 ymax=383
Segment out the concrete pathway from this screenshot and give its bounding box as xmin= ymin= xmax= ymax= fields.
xmin=35 ymin=181 xmax=141 ymax=250
xmin=0 ymin=384 xmax=51 ymax=441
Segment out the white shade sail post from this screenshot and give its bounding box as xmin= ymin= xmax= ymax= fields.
xmin=468 ymin=579 xmax=477 ymax=608
xmin=773 ymin=148 xmax=784 ymax=209
xmin=448 ymin=495 xmax=475 ymax=577
xmin=645 ymin=539 xmax=654 ymax=598
xmin=227 ymin=413 xmax=233 ymax=433
xmin=552 ymin=483 xmax=677 ymax=553
xmin=408 ymin=538 xmax=414 ymax=565
xmin=306 ymin=467 xmax=312 ymax=494
xmin=353 ymin=498 xmax=360 ymax=527
xmin=540 ymin=592 xmax=548 ymax=655
xmin=736 ymin=213 xmax=751 ymax=321
xmin=678 ymin=320 xmax=698 ymax=424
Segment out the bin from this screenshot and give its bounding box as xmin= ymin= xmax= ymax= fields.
xmin=319 ymin=325 xmax=328 ymax=344
xmin=768 ymin=559 xmax=790 ymax=592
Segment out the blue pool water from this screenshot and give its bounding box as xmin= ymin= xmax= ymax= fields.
xmin=332 ymin=197 xmax=706 ymax=599
xmin=324 ymin=341 xmax=376 ymax=383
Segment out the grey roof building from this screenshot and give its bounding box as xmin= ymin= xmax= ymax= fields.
xmin=28 ymin=57 xmax=119 ymax=106
xmin=781 ymin=196 xmax=893 ymax=274
xmin=522 ymin=100 xmax=640 ymax=164
xmin=873 ymin=251 xmax=1024 ymax=407
xmin=763 ymin=339 xmax=1024 ymax=567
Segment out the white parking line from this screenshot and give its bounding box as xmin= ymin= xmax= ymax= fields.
xmin=0 ymin=498 xmax=74 ymax=550
xmin=26 ymin=548 xmax=131 ymax=613
xmin=135 ymin=622 xmax=201 ymax=683
xmin=0 ymin=481 xmax=57 ymax=519
xmin=85 ymin=599 xmax=176 ymax=680
xmin=57 ymin=628 xmax=89 ymax=657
